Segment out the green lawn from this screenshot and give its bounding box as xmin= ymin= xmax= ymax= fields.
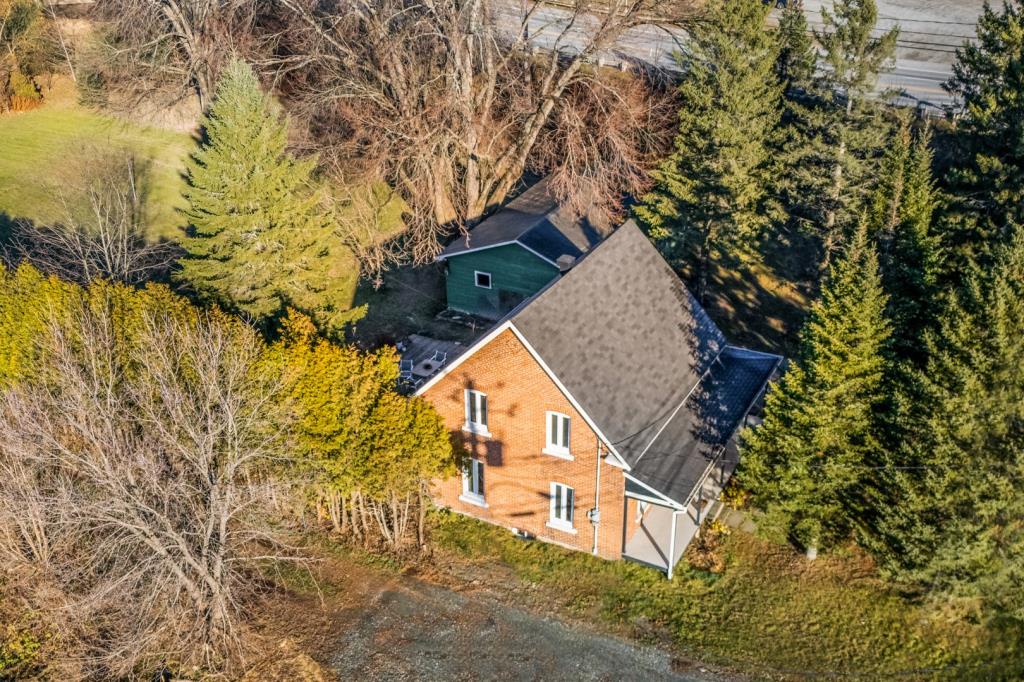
xmin=432 ymin=511 xmax=1024 ymax=680
xmin=0 ymin=90 xmax=192 ymax=240
xmin=0 ymin=89 xmax=398 ymax=329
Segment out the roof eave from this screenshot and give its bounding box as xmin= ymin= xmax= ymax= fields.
xmin=414 ymin=319 xmax=630 ymax=471
xmin=436 ymin=238 xmax=560 ymax=268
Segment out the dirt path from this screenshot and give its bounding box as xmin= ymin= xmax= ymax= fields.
xmin=259 ymin=557 xmax=728 ymax=682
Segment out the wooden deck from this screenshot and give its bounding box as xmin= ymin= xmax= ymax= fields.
xmin=398 ymin=334 xmax=467 ymax=389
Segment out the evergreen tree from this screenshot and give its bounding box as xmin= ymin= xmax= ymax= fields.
xmin=774 ymin=0 xmax=816 ymax=92
xmin=635 ymin=0 xmax=781 ymax=301
xmin=178 ymin=59 xmax=361 ymax=334
xmin=874 ymin=228 xmax=1024 ymax=620
xmin=944 ymin=0 xmax=1024 ymax=268
xmin=777 ymin=0 xmax=898 ymax=273
xmin=874 ymin=121 xmax=942 ymax=366
xmin=270 ymin=312 xmax=455 ymax=545
xmin=739 ymin=219 xmax=890 ymax=557
xmin=818 ymin=0 xmax=899 ymax=106
xmin=868 ymin=116 xmax=912 ymax=242
xmin=857 ymin=121 xmax=942 ymax=554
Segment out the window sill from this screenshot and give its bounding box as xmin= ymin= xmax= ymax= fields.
xmin=546 ymin=521 xmax=577 ymax=535
xmin=459 ymin=494 xmax=488 ymax=508
xmin=542 ymin=447 xmax=573 ymax=461
xmin=462 ymin=424 xmax=491 ymax=438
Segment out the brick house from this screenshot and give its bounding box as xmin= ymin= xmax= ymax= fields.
xmin=417 ymin=220 xmax=780 ymax=577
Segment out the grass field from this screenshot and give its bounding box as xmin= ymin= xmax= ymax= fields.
xmin=0 ymin=81 xmax=193 ymax=241
xmin=0 ymin=82 xmax=390 ymax=329
xmin=432 ymin=511 xmax=1024 ymax=681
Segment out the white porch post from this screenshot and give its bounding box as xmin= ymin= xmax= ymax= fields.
xmin=666 ymin=509 xmax=679 ymax=580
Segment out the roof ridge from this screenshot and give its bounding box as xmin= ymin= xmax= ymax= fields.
xmin=628 ymin=347 xmax=726 ymax=467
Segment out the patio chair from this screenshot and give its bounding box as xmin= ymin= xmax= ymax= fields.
xmin=398 ymin=359 xmax=414 ymax=384
xmin=430 ymin=350 xmax=447 ymax=366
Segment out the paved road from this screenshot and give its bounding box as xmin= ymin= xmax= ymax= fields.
xmin=804 ymin=0 xmax=988 ymax=111
xmin=496 ymin=0 xmax=989 ymax=113
xmin=328 ymin=576 xmax=723 ymax=681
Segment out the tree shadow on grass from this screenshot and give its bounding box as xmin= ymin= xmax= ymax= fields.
xmin=704 ymin=228 xmax=820 ymax=357
xmin=0 ymin=210 xmax=183 ymax=287
xmin=346 ymin=262 xmax=478 ymax=350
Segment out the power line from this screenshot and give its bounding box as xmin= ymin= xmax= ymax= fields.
xmin=804 ymin=20 xmax=975 ymax=41
xmin=799 ymin=28 xmax=964 ymax=54
xmin=802 ymin=7 xmax=981 ymax=27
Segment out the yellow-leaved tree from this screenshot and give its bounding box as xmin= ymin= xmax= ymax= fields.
xmin=272 ymin=312 xmax=456 ymax=551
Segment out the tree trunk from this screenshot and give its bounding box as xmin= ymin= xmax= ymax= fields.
xmin=417 ymin=484 xmax=427 ymax=549
xmin=697 ymin=222 xmax=712 ymax=305
xmin=357 ymin=492 xmax=372 ymax=547
xmin=821 ymin=137 xmax=847 ymax=275
xmin=326 ymin=491 xmax=342 ymax=533
xmin=349 ymin=491 xmax=362 ymax=544
xmin=805 ymin=524 xmax=820 ymax=561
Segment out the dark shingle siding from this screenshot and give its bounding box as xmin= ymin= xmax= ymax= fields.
xmin=439 ymin=177 xmax=612 ymax=263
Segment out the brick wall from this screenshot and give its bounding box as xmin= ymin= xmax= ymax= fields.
xmin=423 ymin=327 xmax=626 ymax=560
xmin=624 ymin=497 xmax=643 ymax=541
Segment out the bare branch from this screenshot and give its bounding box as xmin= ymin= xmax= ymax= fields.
xmin=0 ymin=298 xmax=298 ymax=677
xmin=275 ymin=0 xmax=684 ymax=266
xmin=4 ymin=154 xmax=180 ymax=285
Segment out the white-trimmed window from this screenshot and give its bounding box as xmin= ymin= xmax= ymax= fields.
xmin=464 ymin=389 xmax=489 ymax=435
xmin=461 ymin=459 xmax=485 ymax=506
xmin=474 ymin=271 xmax=492 ymax=289
xmin=548 ymin=482 xmax=575 ymax=532
xmin=544 ymin=411 xmax=571 ymax=458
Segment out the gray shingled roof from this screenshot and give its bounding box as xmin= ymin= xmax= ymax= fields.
xmin=438 ymin=177 xmax=612 ymax=266
xmin=627 ymin=347 xmax=779 ymax=505
xmin=512 ymin=221 xmax=727 ymax=465
xmin=509 ymin=221 xmax=780 ymax=503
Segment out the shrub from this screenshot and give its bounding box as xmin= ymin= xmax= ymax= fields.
xmin=0 ymin=623 xmax=44 ymax=677
xmin=685 ymin=523 xmax=728 ymax=573
xmin=8 ymin=68 xmax=42 ymax=111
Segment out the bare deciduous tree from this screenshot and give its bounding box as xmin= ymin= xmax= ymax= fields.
xmin=0 ymin=300 xmax=296 ymax=677
xmin=533 ymin=68 xmax=674 ymax=224
xmin=5 ymin=156 xmax=179 ymax=284
xmin=90 ymin=0 xmax=264 ymax=108
xmin=276 ymin=0 xmax=686 ymax=264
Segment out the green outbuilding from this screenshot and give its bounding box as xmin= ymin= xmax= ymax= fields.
xmin=437 ymin=178 xmax=613 ymax=320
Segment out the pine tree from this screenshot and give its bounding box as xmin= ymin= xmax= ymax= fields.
xmin=177 ymin=59 xmax=361 ymax=333
xmin=857 ymin=121 xmax=942 ymax=554
xmin=874 ymin=228 xmax=1024 ymax=619
xmin=775 ymin=0 xmax=816 ymax=92
xmin=635 ymin=0 xmax=781 ymax=301
xmin=878 ymin=123 xmax=941 ymax=366
xmin=944 ymin=0 xmax=1024 ymax=268
xmin=868 ymin=116 xmax=912 ymax=242
xmin=739 ymin=219 xmax=890 ymax=557
xmin=777 ymin=0 xmax=898 ymax=273
xmin=818 ymin=0 xmax=899 ymax=106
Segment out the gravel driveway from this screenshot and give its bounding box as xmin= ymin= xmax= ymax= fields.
xmin=327 ymin=577 xmax=721 ymax=682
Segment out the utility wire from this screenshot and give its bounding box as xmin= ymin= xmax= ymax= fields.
xmin=802 ymin=7 xmax=981 ymax=27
